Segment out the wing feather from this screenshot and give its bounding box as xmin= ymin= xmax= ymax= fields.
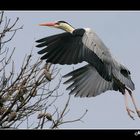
xmin=36 ymin=28 xmax=135 ymax=93
xmin=63 ymin=64 xmax=114 ymax=97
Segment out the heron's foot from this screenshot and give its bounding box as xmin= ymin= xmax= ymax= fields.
xmin=126 ymin=108 xmax=135 ymax=120
xmin=136 ymin=110 xmax=140 ymax=118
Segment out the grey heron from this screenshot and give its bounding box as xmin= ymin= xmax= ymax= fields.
xmin=36 ymin=21 xmax=140 ymax=119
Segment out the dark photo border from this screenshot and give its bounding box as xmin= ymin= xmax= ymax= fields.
xmin=0 ymin=0 xmax=140 ymax=138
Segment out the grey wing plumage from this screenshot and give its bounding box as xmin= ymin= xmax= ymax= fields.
xmin=81 ymin=29 xmax=113 ymax=81
xmin=36 ymin=32 xmax=83 ymax=64
xmin=82 ymin=29 xmax=135 ymax=91
xmin=36 ymin=30 xmax=111 ymax=81
xmin=63 ymin=64 xmax=114 ymax=97
xmin=82 ymin=29 xmax=112 ymax=63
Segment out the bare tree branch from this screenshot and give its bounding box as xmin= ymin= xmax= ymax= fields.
xmin=0 ymin=11 xmax=87 ymax=129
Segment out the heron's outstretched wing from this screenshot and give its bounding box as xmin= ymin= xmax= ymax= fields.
xmin=82 ymin=29 xmax=112 ymax=63
xmin=63 ymin=64 xmax=114 ymax=97
xmin=36 ymin=29 xmax=111 ymax=81
xmin=36 ymin=32 xmax=83 ymax=64
xmin=82 ymin=29 xmax=135 ymax=90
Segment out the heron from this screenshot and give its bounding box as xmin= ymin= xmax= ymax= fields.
xmin=36 ymin=20 xmax=140 ymax=119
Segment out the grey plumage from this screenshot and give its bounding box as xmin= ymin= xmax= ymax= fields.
xmin=63 ymin=64 xmax=114 ymax=97
xmin=36 ymin=24 xmax=135 ymax=97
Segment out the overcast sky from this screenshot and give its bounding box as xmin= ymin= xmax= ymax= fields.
xmin=4 ymin=11 xmax=140 ymax=129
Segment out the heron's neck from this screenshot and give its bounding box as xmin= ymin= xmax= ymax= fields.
xmin=61 ymin=24 xmax=75 ymax=33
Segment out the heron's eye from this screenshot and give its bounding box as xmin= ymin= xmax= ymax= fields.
xmin=56 ymin=22 xmax=60 ymax=25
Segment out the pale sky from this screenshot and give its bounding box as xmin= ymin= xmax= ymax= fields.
xmin=4 ymin=11 xmax=140 ymax=128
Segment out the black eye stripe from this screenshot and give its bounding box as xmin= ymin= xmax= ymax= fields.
xmin=56 ymin=21 xmax=75 ymax=29
xmin=57 ymin=21 xmax=68 ymax=24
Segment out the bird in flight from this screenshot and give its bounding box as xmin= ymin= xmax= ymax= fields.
xmin=36 ymin=20 xmax=140 ymax=119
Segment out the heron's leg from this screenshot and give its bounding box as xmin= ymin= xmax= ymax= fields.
xmin=125 ymin=87 xmax=140 ymax=118
xmin=124 ymin=90 xmax=135 ymax=120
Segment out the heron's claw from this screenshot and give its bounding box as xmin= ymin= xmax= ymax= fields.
xmin=126 ymin=108 xmax=135 ymax=120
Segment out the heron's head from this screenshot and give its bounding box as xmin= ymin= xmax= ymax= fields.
xmin=39 ymin=21 xmax=75 ymax=33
